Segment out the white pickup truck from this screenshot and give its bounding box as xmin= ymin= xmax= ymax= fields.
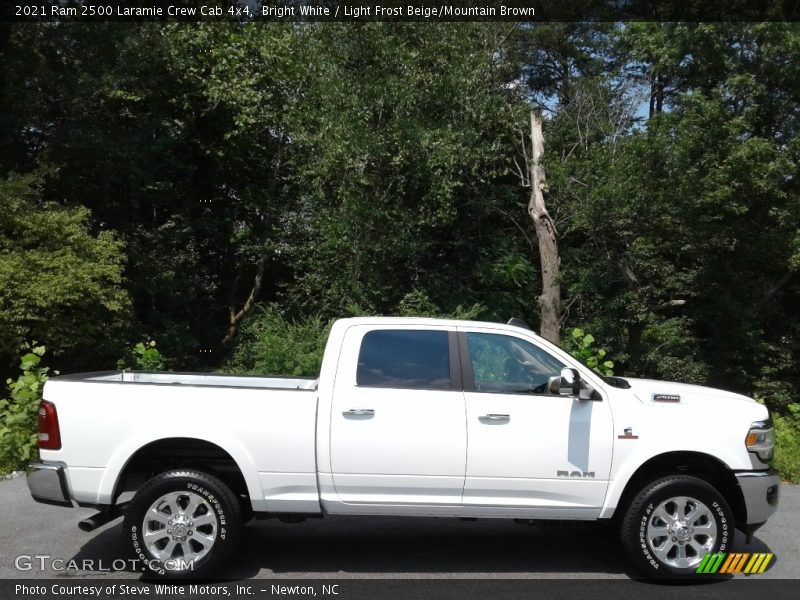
xmin=28 ymin=317 xmax=779 ymax=578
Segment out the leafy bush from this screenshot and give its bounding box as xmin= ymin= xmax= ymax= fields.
xmin=0 ymin=173 xmax=131 ymax=375
xmin=564 ymin=328 xmax=615 ymax=376
xmin=752 ymin=343 xmax=797 ymax=415
xmin=224 ymin=293 xmax=483 ymax=378
xmin=0 ymin=344 xmax=52 ymax=473
xmin=637 ymin=319 xmax=709 ymax=384
xmin=117 ymin=340 xmax=165 ymax=371
xmin=772 ymin=409 xmax=800 ymax=483
xmin=394 ymin=290 xmax=484 ymax=321
xmin=223 ymin=305 xmax=331 ymax=377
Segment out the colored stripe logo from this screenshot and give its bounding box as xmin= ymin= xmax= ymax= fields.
xmin=696 ymin=552 xmax=773 ymax=574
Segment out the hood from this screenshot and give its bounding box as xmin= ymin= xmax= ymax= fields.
xmin=624 ymin=377 xmax=760 ymax=408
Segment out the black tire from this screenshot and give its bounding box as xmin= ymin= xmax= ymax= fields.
xmin=240 ymin=499 xmax=255 ymax=524
xmin=123 ymin=469 xmax=242 ymax=579
xmin=620 ymin=474 xmax=733 ymax=579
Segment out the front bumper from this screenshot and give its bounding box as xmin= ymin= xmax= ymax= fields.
xmin=27 ymin=462 xmax=72 ymax=507
xmin=736 ymin=469 xmax=779 ymax=534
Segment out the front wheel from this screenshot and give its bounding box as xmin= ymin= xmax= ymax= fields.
xmin=620 ymin=474 xmax=732 ymax=578
xmin=123 ymin=470 xmax=242 ymax=578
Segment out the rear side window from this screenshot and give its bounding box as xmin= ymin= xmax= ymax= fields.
xmin=357 ymin=330 xmax=451 ymax=389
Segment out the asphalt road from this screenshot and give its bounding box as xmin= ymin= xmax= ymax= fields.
xmin=1 ymin=475 xmax=798 ymax=580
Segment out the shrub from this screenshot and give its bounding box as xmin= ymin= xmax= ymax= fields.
xmin=223 ymin=305 xmax=331 ymax=377
xmin=0 ymin=173 xmax=131 ymax=375
xmin=394 ymin=290 xmax=484 ymax=320
xmin=117 ymin=340 xmax=165 ymax=371
xmin=564 ymin=328 xmax=615 ymax=376
xmin=225 ymin=294 xmax=484 ymax=378
xmin=0 ymin=344 xmax=52 ymax=473
xmin=772 ymin=409 xmax=800 ymax=483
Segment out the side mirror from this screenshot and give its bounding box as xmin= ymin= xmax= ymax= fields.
xmin=558 ymin=367 xmax=598 ymax=401
xmin=559 ymin=367 xmax=581 ymax=397
xmin=547 ymin=375 xmax=561 ymax=395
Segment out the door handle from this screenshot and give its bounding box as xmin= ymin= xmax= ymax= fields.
xmin=481 ymin=413 xmax=510 ymax=421
xmin=343 ymin=408 xmax=375 ymax=416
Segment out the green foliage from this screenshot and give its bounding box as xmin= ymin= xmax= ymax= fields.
xmin=278 ymin=24 xmax=529 ymax=318
xmin=1 ymin=22 xmax=800 ymax=480
xmin=395 ymin=290 xmax=484 ymax=321
xmin=772 ymin=412 xmax=800 ymax=483
xmin=564 ymin=328 xmax=615 ymax=377
xmin=637 ymin=319 xmax=709 ymax=384
xmin=117 ymin=340 xmax=165 ymax=371
xmin=0 ymin=344 xmax=51 ymax=473
xmin=0 ymin=173 xmax=131 ymax=376
xmin=752 ymin=341 xmax=797 ymax=415
xmin=222 ymin=305 xmax=331 ymax=377
xmin=223 ymin=292 xmax=484 ymax=377
xmin=542 ymin=23 xmax=800 ymax=403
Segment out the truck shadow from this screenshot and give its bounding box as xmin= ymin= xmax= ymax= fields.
xmin=68 ymin=517 xmax=776 ymax=581
xmin=230 ymin=517 xmax=628 ymax=577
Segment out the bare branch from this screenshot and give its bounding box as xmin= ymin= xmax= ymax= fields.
xmin=651 ymin=299 xmax=687 ymax=312
xmin=223 ymin=257 xmax=267 ymax=346
xmin=513 ymin=157 xmax=530 ymax=187
xmin=559 ymin=293 xmax=581 ymax=325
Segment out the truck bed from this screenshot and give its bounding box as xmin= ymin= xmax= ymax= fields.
xmin=40 ymin=370 xmax=321 ymax=513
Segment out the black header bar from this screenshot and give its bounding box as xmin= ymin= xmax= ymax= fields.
xmin=3 ymin=0 xmax=800 ymax=23
xmin=4 ymin=579 xmax=800 ymax=600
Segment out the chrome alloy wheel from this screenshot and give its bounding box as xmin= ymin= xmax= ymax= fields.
xmin=142 ymin=491 xmax=218 ymax=566
xmin=646 ymin=495 xmax=717 ymax=569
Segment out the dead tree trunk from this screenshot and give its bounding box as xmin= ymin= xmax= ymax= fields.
xmin=223 ymin=258 xmax=266 ymax=346
xmin=527 ymin=110 xmax=561 ymax=344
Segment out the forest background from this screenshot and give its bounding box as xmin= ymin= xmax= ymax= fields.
xmin=1 ymin=21 xmax=798 ymax=477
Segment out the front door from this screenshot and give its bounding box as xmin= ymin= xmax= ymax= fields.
xmin=329 ymin=326 xmax=466 ymax=508
xmin=460 ymin=327 xmax=613 ymax=518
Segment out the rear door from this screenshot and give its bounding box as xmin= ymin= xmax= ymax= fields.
xmin=329 ymin=325 xmax=467 ymax=507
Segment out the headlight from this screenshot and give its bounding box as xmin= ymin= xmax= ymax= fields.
xmin=746 ymin=418 xmax=774 ymax=461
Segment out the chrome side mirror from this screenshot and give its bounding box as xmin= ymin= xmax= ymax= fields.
xmin=559 ymin=367 xmax=580 ymax=397
xmin=547 ymin=375 xmax=561 ymax=395
xmin=558 ymin=367 xmax=598 ymax=401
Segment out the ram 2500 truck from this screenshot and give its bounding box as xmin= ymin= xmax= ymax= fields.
xmin=27 ymin=317 xmax=779 ymax=578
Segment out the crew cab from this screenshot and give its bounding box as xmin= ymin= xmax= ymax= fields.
xmin=27 ymin=317 xmax=779 ymax=578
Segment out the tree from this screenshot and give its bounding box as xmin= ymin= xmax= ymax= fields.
xmin=0 ymin=23 xmax=302 ymax=356
xmin=519 ymin=110 xmax=561 ymax=343
xmin=0 ymin=21 xmax=797 ymax=423
xmin=275 ymin=24 xmax=530 ymax=321
xmin=0 ymin=173 xmax=131 ymax=374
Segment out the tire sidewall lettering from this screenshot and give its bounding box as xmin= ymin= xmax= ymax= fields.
xmin=126 ymin=474 xmax=237 ymax=576
xmin=639 ymin=502 xmax=659 ymax=569
xmin=711 ymin=501 xmax=729 ymax=550
xmin=187 ymin=482 xmax=227 ymax=526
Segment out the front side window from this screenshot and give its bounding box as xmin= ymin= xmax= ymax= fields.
xmin=357 ymin=330 xmax=451 ymax=389
xmin=466 ymin=332 xmax=565 ymax=394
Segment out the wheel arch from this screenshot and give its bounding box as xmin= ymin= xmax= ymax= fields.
xmin=609 ymin=451 xmax=746 ymax=528
xmin=111 ymin=437 xmax=255 ymax=512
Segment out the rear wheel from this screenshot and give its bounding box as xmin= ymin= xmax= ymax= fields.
xmin=123 ymin=469 xmax=242 ymax=578
xmin=620 ymin=474 xmax=732 ymax=578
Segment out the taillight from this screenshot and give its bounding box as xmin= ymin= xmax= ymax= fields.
xmin=37 ymin=400 xmax=61 ymax=450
